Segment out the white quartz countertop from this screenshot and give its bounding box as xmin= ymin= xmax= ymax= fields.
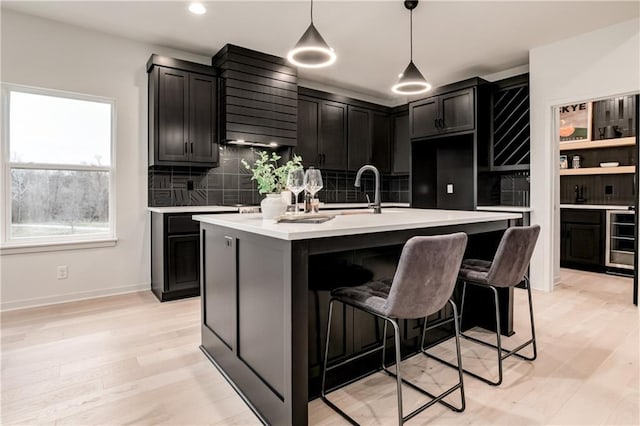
xmin=320 ymin=202 xmax=410 ymax=209
xmin=193 ymin=208 xmax=522 ymax=241
xmin=559 ymin=204 xmax=633 ymax=211
xmin=147 ymin=206 xmax=239 ymax=214
xmin=477 ymin=206 xmax=533 ymax=213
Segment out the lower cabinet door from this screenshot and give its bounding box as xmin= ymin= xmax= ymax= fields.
xmin=565 ymin=223 xmax=603 ymax=267
xmin=167 ymin=234 xmax=200 ymax=292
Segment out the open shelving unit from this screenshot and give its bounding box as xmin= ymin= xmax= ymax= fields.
xmin=560 ymin=165 xmax=636 ymax=176
xmin=559 ymin=136 xmax=636 ymax=151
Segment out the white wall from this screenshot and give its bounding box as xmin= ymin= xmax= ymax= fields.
xmin=529 ymin=19 xmax=640 ymax=292
xmin=0 ymin=10 xmax=211 ymax=310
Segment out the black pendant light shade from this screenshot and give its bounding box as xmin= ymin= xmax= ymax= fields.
xmin=392 ymin=0 xmax=431 ymax=95
xmin=287 ymin=0 xmax=336 ymax=68
xmin=392 ymin=61 xmax=432 ymax=95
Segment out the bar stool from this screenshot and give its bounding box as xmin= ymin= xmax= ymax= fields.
xmin=321 ymin=233 xmax=468 ymax=425
xmin=431 ymin=225 xmax=540 ymax=386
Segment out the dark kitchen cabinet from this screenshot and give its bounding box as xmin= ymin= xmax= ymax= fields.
xmin=296 ymin=96 xmax=347 ymax=170
xmin=391 ymin=110 xmax=410 ymax=174
xmin=371 ymin=111 xmax=391 ymax=173
xmin=347 ymin=107 xmax=391 ymax=172
xmin=167 ymin=235 xmax=200 ymax=292
xmin=560 ymin=209 xmax=605 ymax=271
xmin=151 ymin=211 xmax=206 ymax=301
xmin=410 ymin=87 xmax=475 ymax=139
xmin=320 ymin=100 xmax=348 ymax=170
xmin=147 ymin=55 xmax=218 ymax=167
xmin=347 ymin=106 xmax=371 ymax=171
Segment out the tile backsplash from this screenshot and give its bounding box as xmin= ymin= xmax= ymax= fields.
xmin=148 ymin=145 xmax=410 ymax=207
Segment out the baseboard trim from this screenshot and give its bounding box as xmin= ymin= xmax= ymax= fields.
xmin=0 ymin=282 xmax=150 ymax=312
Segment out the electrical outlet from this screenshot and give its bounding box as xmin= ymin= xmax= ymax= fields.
xmin=57 ymin=265 xmax=68 ymax=280
xmin=447 ymin=184 xmax=454 ymax=194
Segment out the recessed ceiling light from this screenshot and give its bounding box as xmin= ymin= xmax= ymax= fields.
xmin=188 ymin=2 xmax=206 ymax=15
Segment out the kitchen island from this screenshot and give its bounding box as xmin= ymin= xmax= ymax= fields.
xmin=193 ymin=208 xmax=521 ymax=425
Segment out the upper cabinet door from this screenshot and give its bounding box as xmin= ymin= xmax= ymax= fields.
xmin=392 ymin=113 xmax=410 ymax=174
xmin=347 ymin=106 xmax=371 ymax=171
xmin=371 ymin=111 xmax=391 ymax=173
xmin=296 ymin=97 xmax=320 ymax=168
xmin=189 ymin=73 xmax=218 ymax=164
xmin=158 ymin=68 xmax=190 ymax=162
xmin=319 ymin=100 xmax=347 ymax=171
xmin=440 ymin=88 xmax=475 ymax=134
xmin=409 ymin=97 xmax=439 ymax=139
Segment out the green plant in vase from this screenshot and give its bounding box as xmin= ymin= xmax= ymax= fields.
xmin=241 ymin=151 xmax=304 ymax=219
xmin=241 ymin=150 xmax=303 ymax=194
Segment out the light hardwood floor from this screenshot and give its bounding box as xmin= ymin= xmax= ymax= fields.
xmin=1 ymin=269 xmax=638 ymax=425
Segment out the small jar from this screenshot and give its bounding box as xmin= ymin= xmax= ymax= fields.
xmin=311 ymin=198 xmax=320 ymax=214
xmin=572 ymin=155 xmax=581 ymax=169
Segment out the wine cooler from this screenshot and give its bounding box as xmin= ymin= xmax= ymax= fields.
xmin=606 ymin=210 xmax=636 ymax=271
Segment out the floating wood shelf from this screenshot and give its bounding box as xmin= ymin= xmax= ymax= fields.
xmin=560 ymin=166 xmax=636 ymax=176
xmin=559 ymin=137 xmax=636 ymax=151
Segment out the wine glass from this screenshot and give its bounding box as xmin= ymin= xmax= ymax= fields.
xmin=286 ymin=168 xmax=305 ymax=214
xmin=304 ymin=168 xmax=323 ymax=212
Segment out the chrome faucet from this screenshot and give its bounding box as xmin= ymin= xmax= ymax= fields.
xmin=354 ymin=165 xmax=381 ymax=214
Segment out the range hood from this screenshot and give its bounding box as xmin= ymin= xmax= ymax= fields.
xmin=213 ymin=44 xmax=298 ymax=147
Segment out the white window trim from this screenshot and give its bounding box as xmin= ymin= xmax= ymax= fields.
xmin=1 ymin=83 xmax=117 ymax=253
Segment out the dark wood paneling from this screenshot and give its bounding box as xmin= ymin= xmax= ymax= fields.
xmin=147 ymin=54 xmax=216 ymax=76
xmin=227 ymin=104 xmax=296 ymax=123
xmin=226 ymin=114 xmax=297 ymax=131
xmin=592 ymin=95 xmax=636 ymax=139
xmin=203 ymin=230 xmax=236 ymax=350
xmin=411 ymin=141 xmax=437 ymax=208
xmin=225 ymin=87 xmax=298 ymax=108
xmin=224 ymin=76 xmax=297 ymax=100
xmin=436 ymin=136 xmax=475 ymax=210
xmin=223 ymin=70 xmax=297 ymax=93
xmin=298 ymin=86 xmax=391 ymax=114
xmin=238 ymin=239 xmax=286 ymax=399
xmin=214 ymin=44 xmax=298 ymax=146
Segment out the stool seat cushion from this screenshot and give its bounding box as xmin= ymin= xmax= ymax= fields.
xmin=458 ymin=259 xmax=492 ymax=285
xmin=331 ymin=279 xmax=392 ymax=317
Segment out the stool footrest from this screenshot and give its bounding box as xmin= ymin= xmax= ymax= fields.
xmin=324 ymin=344 xmax=386 ymax=372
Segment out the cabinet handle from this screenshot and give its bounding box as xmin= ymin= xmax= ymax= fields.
xmin=317 ymin=153 xmax=322 ymax=166
xmin=434 ymin=118 xmax=439 ymax=129
xmin=184 ymin=141 xmax=188 ymax=154
xmin=190 ymin=142 xmax=194 ymax=154
xmin=322 ymin=154 xmax=326 ymax=165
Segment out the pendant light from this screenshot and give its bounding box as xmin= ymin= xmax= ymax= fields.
xmin=392 ymin=0 xmax=431 ymax=95
xmin=287 ymin=0 xmax=336 ymax=68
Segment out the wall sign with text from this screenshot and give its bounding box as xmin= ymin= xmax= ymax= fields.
xmin=559 ymin=102 xmax=592 ymax=142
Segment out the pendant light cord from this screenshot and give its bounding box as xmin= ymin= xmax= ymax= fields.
xmin=410 ymin=8 xmax=413 ymax=61
xmin=310 ymin=0 xmax=314 ymax=23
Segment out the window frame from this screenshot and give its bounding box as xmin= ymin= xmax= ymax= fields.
xmin=1 ymin=83 xmax=117 ymax=252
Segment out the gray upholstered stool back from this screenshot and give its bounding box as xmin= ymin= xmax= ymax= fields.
xmin=486 ymin=225 xmax=540 ymax=287
xmin=384 ymin=233 xmax=467 ymax=319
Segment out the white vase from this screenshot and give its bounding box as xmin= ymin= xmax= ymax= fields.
xmin=280 ymin=190 xmax=292 ymax=206
xmin=261 ymin=193 xmax=287 ymax=219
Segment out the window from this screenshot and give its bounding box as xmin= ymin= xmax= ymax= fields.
xmin=2 ymin=84 xmax=115 ymax=248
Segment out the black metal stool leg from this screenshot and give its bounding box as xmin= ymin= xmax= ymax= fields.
xmin=320 ymin=299 xmax=335 ymax=400
xmin=391 ymin=319 xmax=404 ymax=425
